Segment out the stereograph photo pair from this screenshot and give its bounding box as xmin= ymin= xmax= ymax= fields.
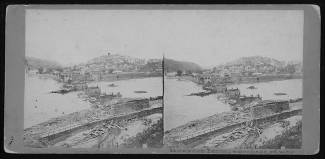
xmin=4 ymin=5 xmax=320 ymax=154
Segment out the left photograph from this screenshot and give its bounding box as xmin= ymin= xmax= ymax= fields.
xmin=23 ymin=9 xmax=163 ymax=149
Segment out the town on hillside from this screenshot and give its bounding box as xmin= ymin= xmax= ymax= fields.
xmin=164 ymin=56 xmax=303 ymax=150
xmin=24 ymin=52 xmax=163 ymax=149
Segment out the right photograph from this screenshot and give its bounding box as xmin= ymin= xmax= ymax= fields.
xmin=163 ymin=10 xmax=303 ymax=149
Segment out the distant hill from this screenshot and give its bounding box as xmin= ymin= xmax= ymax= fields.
xmin=224 ymin=56 xmax=286 ymax=67
xmin=25 ymin=56 xmax=63 ymax=69
xmin=164 ymin=58 xmax=202 ymax=73
xmin=81 ymin=54 xmax=147 ymax=72
xmin=216 ymin=56 xmax=302 ymax=74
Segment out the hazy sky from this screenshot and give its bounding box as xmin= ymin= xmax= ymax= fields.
xmin=26 ymin=9 xmax=303 ymax=67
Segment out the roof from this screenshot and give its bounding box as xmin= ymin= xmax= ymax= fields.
xmin=227 ymin=88 xmax=239 ymax=91
xmin=87 ymin=86 xmax=100 ymax=89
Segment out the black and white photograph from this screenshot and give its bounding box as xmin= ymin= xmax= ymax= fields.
xmin=163 ymin=10 xmax=304 ymax=149
xmin=4 ymin=5 xmax=320 ymax=154
xmin=23 ymin=9 xmax=163 ymax=149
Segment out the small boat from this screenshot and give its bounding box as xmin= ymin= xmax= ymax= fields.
xmin=274 ymin=92 xmax=287 ymax=96
xmin=108 ymin=83 xmax=118 ymax=87
xmin=50 ymin=88 xmax=73 ymax=94
xmin=134 ymin=91 xmax=147 ymax=93
xmin=247 ymin=86 xmax=257 ymax=89
xmin=187 ymin=91 xmax=213 ymax=97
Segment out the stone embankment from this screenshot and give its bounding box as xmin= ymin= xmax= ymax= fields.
xmin=164 ymin=101 xmax=302 ymax=147
xmin=41 ymin=106 xmax=163 ymax=141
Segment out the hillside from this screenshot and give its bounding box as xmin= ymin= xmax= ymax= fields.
xmin=25 ymin=56 xmax=63 ymax=69
xmin=217 ymin=56 xmax=302 ymax=74
xmin=224 ymin=56 xmax=286 ymax=67
xmin=86 ymin=54 xmax=144 ymax=65
xmin=164 ymin=58 xmax=202 ymax=73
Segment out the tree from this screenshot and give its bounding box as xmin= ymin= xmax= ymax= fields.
xmin=196 ymin=70 xmax=203 ymax=74
xmin=286 ymin=64 xmax=296 ymax=74
xmin=213 ymin=67 xmax=217 ymax=73
xmin=176 ymin=70 xmax=183 ymax=76
xmin=108 ymin=68 xmax=114 ymax=74
xmin=38 ymin=67 xmax=44 ymax=74
xmin=56 ymin=68 xmax=63 ymax=72
xmin=185 ymin=70 xmax=192 ymax=75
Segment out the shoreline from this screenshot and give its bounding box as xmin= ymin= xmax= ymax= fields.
xmin=25 ymin=73 xmax=162 ymax=130
xmin=24 ymin=73 xmax=163 ymax=148
xmin=164 ymin=76 xmax=303 ymax=148
xmin=164 ymin=101 xmax=303 ymax=147
xmin=165 ymin=74 xmax=303 ymax=86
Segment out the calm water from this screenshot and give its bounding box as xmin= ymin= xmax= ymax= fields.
xmin=24 ymin=75 xmax=162 ymax=128
xmin=24 ymin=74 xmax=91 ymax=128
xmin=229 ymin=79 xmax=302 ymax=101
xmin=164 ymin=78 xmax=231 ymax=131
xmin=88 ymin=77 xmax=162 ymax=98
xmin=164 ymin=78 xmax=302 ymax=131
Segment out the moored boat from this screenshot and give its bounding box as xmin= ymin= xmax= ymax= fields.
xmin=274 ymin=92 xmax=287 ymax=96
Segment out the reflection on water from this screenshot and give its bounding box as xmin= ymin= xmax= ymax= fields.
xmin=164 ymin=78 xmax=303 ymax=131
xmin=88 ymin=77 xmax=162 ymax=98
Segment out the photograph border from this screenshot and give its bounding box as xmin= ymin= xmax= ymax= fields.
xmin=4 ymin=4 xmax=320 ymax=154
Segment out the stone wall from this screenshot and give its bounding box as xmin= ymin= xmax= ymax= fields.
xmin=111 ymin=99 xmax=150 ymax=114
xmin=251 ymin=101 xmax=289 ymax=118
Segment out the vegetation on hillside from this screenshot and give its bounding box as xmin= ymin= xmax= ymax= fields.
xmin=25 ymin=56 xmax=63 ymax=69
xmin=164 ymin=58 xmax=202 ymax=73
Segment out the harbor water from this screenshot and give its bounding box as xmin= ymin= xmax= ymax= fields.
xmin=24 ymin=75 xmax=162 ymax=129
xmin=24 ymin=74 xmax=91 ymax=128
xmin=164 ymin=78 xmax=231 ymax=131
xmin=229 ymin=79 xmax=302 ymax=101
xmin=88 ymin=77 xmax=162 ymax=98
xmin=164 ymin=78 xmax=302 ymax=131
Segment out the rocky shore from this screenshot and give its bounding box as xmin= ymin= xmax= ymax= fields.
xmin=164 ymin=75 xmax=303 ymax=149
xmin=24 ymin=73 xmax=163 ymax=148
xmin=164 ymin=101 xmax=302 ymax=149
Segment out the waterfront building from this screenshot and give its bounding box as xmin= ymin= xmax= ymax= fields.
xmin=225 ymin=88 xmax=240 ymax=99
xmin=203 ymin=83 xmax=227 ymax=92
xmin=85 ymin=86 xmax=101 ymax=97
xmin=71 ymin=81 xmax=88 ymax=91
xmin=28 ymin=69 xmax=39 ymax=75
xmin=166 ymin=72 xmax=177 ymax=77
xmin=60 ymin=72 xmax=72 ymax=82
xmin=112 ymin=70 xmax=123 ymax=74
xmin=71 ymin=71 xmax=84 ymax=81
xmin=90 ymin=70 xmax=102 ymax=81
